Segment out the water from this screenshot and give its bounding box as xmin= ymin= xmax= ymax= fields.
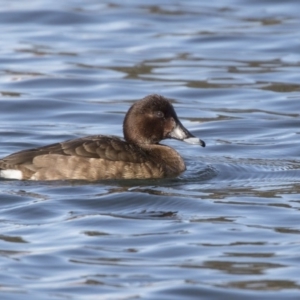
xmin=1 ymin=0 xmax=300 ymax=299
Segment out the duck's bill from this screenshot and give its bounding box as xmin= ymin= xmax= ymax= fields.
xmin=183 ymin=137 xmax=206 ymax=147
xmin=168 ymin=123 xmax=206 ymax=147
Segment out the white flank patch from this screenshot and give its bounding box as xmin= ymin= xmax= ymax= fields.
xmin=0 ymin=169 xmax=23 ymax=180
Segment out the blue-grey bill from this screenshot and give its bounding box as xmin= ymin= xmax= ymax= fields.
xmin=169 ymin=124 xmax=206 ymax=147
xmin=183 ymin=137 xmax=206 ymax=147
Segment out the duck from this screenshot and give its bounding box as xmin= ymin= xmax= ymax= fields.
xmin=0 ymin=94 xmax=205 ymax=181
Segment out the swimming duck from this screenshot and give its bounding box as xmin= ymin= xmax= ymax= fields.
xmin=0 ymin=94 xmax=205 ymax=181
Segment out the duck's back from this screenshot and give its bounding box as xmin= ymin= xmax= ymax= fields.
xmin=0 ymin=135 xmax=185 ymax=181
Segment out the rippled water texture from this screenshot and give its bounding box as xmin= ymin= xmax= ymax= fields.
xmin=1 ymin=0 xmax=300 ymax=299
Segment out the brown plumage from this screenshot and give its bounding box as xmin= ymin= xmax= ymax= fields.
xmin=0 ymin=94 xmax=205 ymax=181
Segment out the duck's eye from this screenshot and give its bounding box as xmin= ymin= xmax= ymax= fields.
xmin=154 ymin=111 xmax=164 ymax=118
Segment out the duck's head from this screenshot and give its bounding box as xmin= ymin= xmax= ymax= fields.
xmin=123 ymin=94 xmax=206 ymax=147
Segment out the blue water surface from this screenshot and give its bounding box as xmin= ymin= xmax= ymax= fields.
xmin=1 ymin=0 xmax=300 ymax=299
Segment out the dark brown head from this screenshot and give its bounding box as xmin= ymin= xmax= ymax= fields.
xmin=123 ymin=94 xmax=205 ymax=147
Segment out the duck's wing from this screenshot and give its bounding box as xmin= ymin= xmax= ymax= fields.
xmin=0 ymin=135 xmax=184 ymax=180
xmin=0 ymin=135 xmax=156 ymax=180
xmin=0 ymin=135 xmax=148 ymax=167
